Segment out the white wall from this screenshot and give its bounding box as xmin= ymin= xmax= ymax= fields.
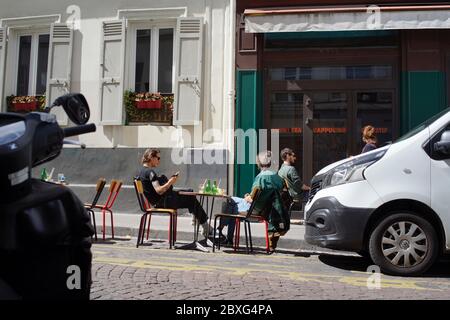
xmin=0 ymin=0 xmax=233 ymax=151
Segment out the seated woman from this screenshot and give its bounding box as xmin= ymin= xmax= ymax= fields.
xmin=219 ymin=150 xmax=290 ymax=251
xmin=138 ymin=149 xmax=211 ymax=237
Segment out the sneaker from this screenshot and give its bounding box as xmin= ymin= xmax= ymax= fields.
xmin=201 ymin=222 xmax=213 ymax=238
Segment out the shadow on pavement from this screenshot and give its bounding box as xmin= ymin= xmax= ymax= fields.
xmin=220 ymin=248 xmax=269 ymax=255
xmin=318 ymin=253 xmax=450 ymax=278
xmin=217 ymin=245 xmax=320 ymax=256
xmin=318 ymin=254 xmax=373 ymax=272
xmin=421 ymin=258 xmax=450 ymax=278
xmin=93 ymin=237 xmax=171 ymax=248
xmin=92 ymin=237 xmax=133 ymax=245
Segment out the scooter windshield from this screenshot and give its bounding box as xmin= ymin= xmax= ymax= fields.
xmin=0 ymin=120 xmax=26 ymax=146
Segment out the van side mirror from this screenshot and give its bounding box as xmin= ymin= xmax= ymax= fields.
xmin=434 ymin=130 xmax=450 ymax=155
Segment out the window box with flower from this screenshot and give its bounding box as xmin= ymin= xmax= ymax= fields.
xmin=124 ymin=90 xmax=173 ymax=125
xmin=6 ymin=95 xmax=46 ymax=113
xmin=135 ymin=93 xmax=163 ymax=110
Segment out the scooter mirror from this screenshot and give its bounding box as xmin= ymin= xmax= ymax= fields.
xmin=50 ymin=93 xmax=90 ymax=125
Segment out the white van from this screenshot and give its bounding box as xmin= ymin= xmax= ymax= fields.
xmin=304 ymin=108 xmax=450 ymax=276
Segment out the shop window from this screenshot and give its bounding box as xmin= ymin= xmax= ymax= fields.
xmin=270 ymin=92 xmax=303 ymax=128
xmin=269 ymin=65 xmax=392 ymax=81
xmin=356 ymin=91 xmax=394 ymax=150
xmin=264 ymin=31 xmax=399 ymax=50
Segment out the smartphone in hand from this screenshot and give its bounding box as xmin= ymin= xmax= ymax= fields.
xmin=172 ymin=171 xmax=180 ymax=177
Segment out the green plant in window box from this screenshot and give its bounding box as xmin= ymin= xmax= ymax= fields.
xmin=124 ymin=90 xmax=174 ymax=125
xmin=161 ymin=95 xmax=174 ymax=123
xmin=6 ymin=95 xmax=46 ymax=113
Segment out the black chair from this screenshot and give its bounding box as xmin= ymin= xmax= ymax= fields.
xmin=84 ymin=178 xmax=107 ymax=241
xmin=288 ymin=199 xmax=303 ymax=218
xmin=213 ymin=188 xmax=262 ymax=254
xmin=283 ymin=179 xmax=306 ymax=222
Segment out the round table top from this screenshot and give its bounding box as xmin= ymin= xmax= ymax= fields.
xmin=178 ymin=191 xmax=231 ymax=199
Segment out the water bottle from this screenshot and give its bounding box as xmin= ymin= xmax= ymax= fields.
xmin=40 ymin=168 xmax=48 ymax=181
xmin=58 ymin=173 xmax=66 ymax=183
xmin=205 ymin=179 xmax=211 ymax=194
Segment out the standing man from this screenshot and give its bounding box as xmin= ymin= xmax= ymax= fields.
xmin=278 ymin=148 xmax=311 ymax=204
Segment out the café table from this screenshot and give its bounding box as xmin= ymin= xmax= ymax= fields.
xmin=177 ymin=191 xmax=231 ymax=252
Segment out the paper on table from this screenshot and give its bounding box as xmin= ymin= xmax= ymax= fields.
xmin=47 ymin=168 xmax=55 ymax=181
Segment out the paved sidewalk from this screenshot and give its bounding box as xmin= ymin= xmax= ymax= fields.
xmin=91 ymin=212 xmax=334 ymax=252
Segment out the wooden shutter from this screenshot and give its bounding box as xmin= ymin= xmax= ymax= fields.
xmin=173 ymin=17 xmax=203 ymax=126
xmin=0 ymin=28 xmax=7 ymax=111
xmin=99 ymin=20 xmax=126 ymax=125
xmin=46 ymin=23 xmax=73 ymax=125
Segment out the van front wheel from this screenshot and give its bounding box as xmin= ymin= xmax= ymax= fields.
xmin=369 ymin=212 xmax=438 ymax=276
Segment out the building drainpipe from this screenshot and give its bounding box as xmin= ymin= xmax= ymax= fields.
xmin=228 ymin=0 xmax=236 ymax=196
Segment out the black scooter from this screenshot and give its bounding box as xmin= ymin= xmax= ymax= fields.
xmin=0 ymin=94 xmax=96 ymax=300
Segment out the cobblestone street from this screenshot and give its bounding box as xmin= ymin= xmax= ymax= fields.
xmin=90 ymin=239 xmax=450 ymax=300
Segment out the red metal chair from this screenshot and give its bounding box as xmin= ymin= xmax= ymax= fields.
xmin=213 ymin=188 xmax=265 ymax=254
xmin=133 ymin=177 xmax=178 ymax=249
xmin=84 ymin=177 xmax=107 ymax=241
xmin=239 ymin=214 xmax=270 ymax=254
xmin=245 ymin=187 xmax=295 ymax=254
xmin=245 ymin=188 xmax=292 ymax=253
xmin=91 ymin=179 xmax=123 ymax=240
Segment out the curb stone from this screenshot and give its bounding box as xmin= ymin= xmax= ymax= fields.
xmin=94 ymin=226 xmax=345 ymax=254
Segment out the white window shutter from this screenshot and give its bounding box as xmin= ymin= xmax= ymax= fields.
xmin=0 ymin=28 xmax=7 ymax=111
xmin=99 ymin=20 xmax=126 ymax=125
xmin=46 ymin=23 xmax=73 ymax=125
xmin=173 ymin=17 xmax=203 ymax=126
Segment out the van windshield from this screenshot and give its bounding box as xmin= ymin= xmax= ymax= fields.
xmin=395 ymin=107 xmax=450 ymax=143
